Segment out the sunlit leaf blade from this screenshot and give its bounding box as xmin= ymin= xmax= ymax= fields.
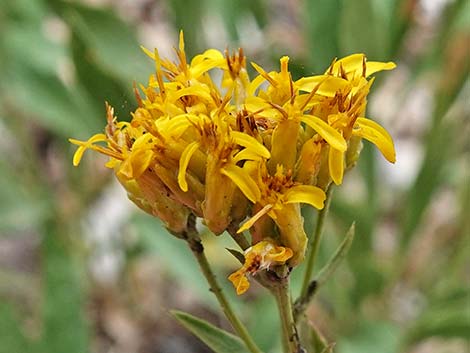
xmin=172 ymin=310 xmax=250 ymax=353
xmin=315 ymin=223 xmax=355 ymax=286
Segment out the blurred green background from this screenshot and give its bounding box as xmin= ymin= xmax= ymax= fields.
xmin=0 ymin=0 xmax=468 ymax=352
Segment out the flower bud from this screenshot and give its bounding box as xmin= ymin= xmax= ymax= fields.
xmin=273 ymin=203 xmax=307 ymax=267
xmin=117 ymin=170 xmax=190 ymax=235
xmin=295 ymin=139 xmax=322 ymax=184
xmin=202 ymin=154 xmax=236 ymax=235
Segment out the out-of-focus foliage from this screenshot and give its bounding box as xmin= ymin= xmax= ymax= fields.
xmin=0 ymin=0 xmax=468 ymax=352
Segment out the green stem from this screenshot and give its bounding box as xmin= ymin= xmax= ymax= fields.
xmin=273 ymin=276 xmax=302 ymax=353
xmin=185 ymin=235 xmax=262 ymax=353
xmin=300 ymin=185 xmax=334 ymax=297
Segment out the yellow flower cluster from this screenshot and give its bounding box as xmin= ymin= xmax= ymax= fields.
xmin=70 ymin=32 xmax=396 ymax=294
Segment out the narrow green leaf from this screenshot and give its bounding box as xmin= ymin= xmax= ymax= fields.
xmin=315 ymin=223 xmax=355 ymax=286
xmin=303 ymin=0 xmax=341 ymax=72
xmin=41 ymin=224 xmax=89 ymax=353
xmin=2 ymin=23 xmax=64 ymax=75
xmin=171 ymin=310 xmax=250 ymax=353
xmin=167 ymin=0 xmax=205 ymax=56
xmin=5 ymin=67 xmax=100 ymax=138
xmin=298 ymin=317 xmax=330 ymax=353
xmin=389 ymin=0 xmax=417 ymax=56
xmin=338 ymin=0 xmax=392 ymax=59
xmin=64 ymin=3 xmax=150 ymax=83
xmin=247 ymin=296 xmax=280 ymax=352
xmin=1 ymin=15 xmax=100 ymax=139
xmin=2 ymin=0 xmax=46 ymax=25
xmin=337 ymin=321 xmax=400 ymax=353
xmin=400 ymin=119 xmax=455 ymax=248
xmin=0 ymin=159 xmax=48 ymax=232
xmin=320 ymin=344 xmax=335 ymax=353
xmin=226 ymin=248 xmax=245 ymax=264
xmin=357 ymin=143 xmax=378 ymax=249
xmin=404 ymin=294 xmax=470 ymax=345
xmin=0 ymin=303 xmax=30 ymax=353
xmin=70 ymin=32 xmax=135 ymax=120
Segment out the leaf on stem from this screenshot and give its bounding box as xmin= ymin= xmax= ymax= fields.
xmin=315 ymin=222 xmax=355 ymax=287
xmin=320 ymin=343 xmax=336 ymax=353
xmin=171 ymin=310 xmax=250 ymax=353
xmin=226 ymin=248 xmax=246 ymax=265
xmin=298 ymin=317 xmax=331 ymax=353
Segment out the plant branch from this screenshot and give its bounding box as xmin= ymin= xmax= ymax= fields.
xmin=300 ymin=185 xmax=334 ymax=297
xmin=272 ymin=275 xmax=304 ymax=353
xmin=293 ymin=280 xmax=318 ymax=322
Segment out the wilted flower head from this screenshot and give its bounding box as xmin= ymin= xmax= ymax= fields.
xmin=70 ymin=32 xmax=396 ymax=294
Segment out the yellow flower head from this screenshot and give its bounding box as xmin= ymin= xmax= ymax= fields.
xmin=70 ymin=33 xmax=396 ymax=292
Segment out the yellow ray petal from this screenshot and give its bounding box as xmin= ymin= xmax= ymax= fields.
xmin=170 ymin=85 xmax=213 ymax=102
xmin=118 ymin=150 xmax=153 ymax=180
xmin=69 ymin=133 xmax=107 ymax=166
xmin=231 ymin=131 xmax=270 ymax=159
xmin=158 ymin=114 xmax=194 ymax=138
xmin=179 ymin=30 xmax=185 ymax=53
xmin=301 ymin=115 xmax=347 ymax=152
xmin=237 ymin=204 xmax=273 ymax=234
xmin=330 ymin=54 xmax=396 ymax=78
xmin=353 ymin=118 xmax=396 ymax=163
xmin=232 ymin=148 xmax=265 ymax=163
xmin=220 ymin=164 xmax=260 ymax=203
xmin=140 ymin=45 xmax=155 ymax=60
xmin=266 ymin=246 xmax=293 ymax=263
xmin=129 ymin=149 xmax=154 ymax=179
xmin=191 ymin=49 xmax=224 ymax=65
xmin=178 ymin=141 xmax=200 ymax=192
xmin=329 ymin=146 xmax=344 ymax=185
xmin=356 ymin=117 xmax=393 ymax=144
xmin=250 ymin=62 xmax=277 ymax=86
xmin=117 ymin=158 xmax=133 ymax=179
xmin=295 ymin=75 xmax=349 ymax=97
xmin=366 ymin=61 xmax=396 ymax=77
xmin=284 ymin=185 xmax=326 ymax=209
xmin=247 ymin=74 xmax=268 ymax=96
xmin=228 ymin=270 xmax=250 ymax=295
xmin=132 ymin=133 xmax=154 ymax=150
xmin=190 ymin=49 xmax=225 ymax=77
xmin=70 ymin=144 xmax=87 ymax=167
xmin=331 ymin=54 xmax=364 ymax=74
